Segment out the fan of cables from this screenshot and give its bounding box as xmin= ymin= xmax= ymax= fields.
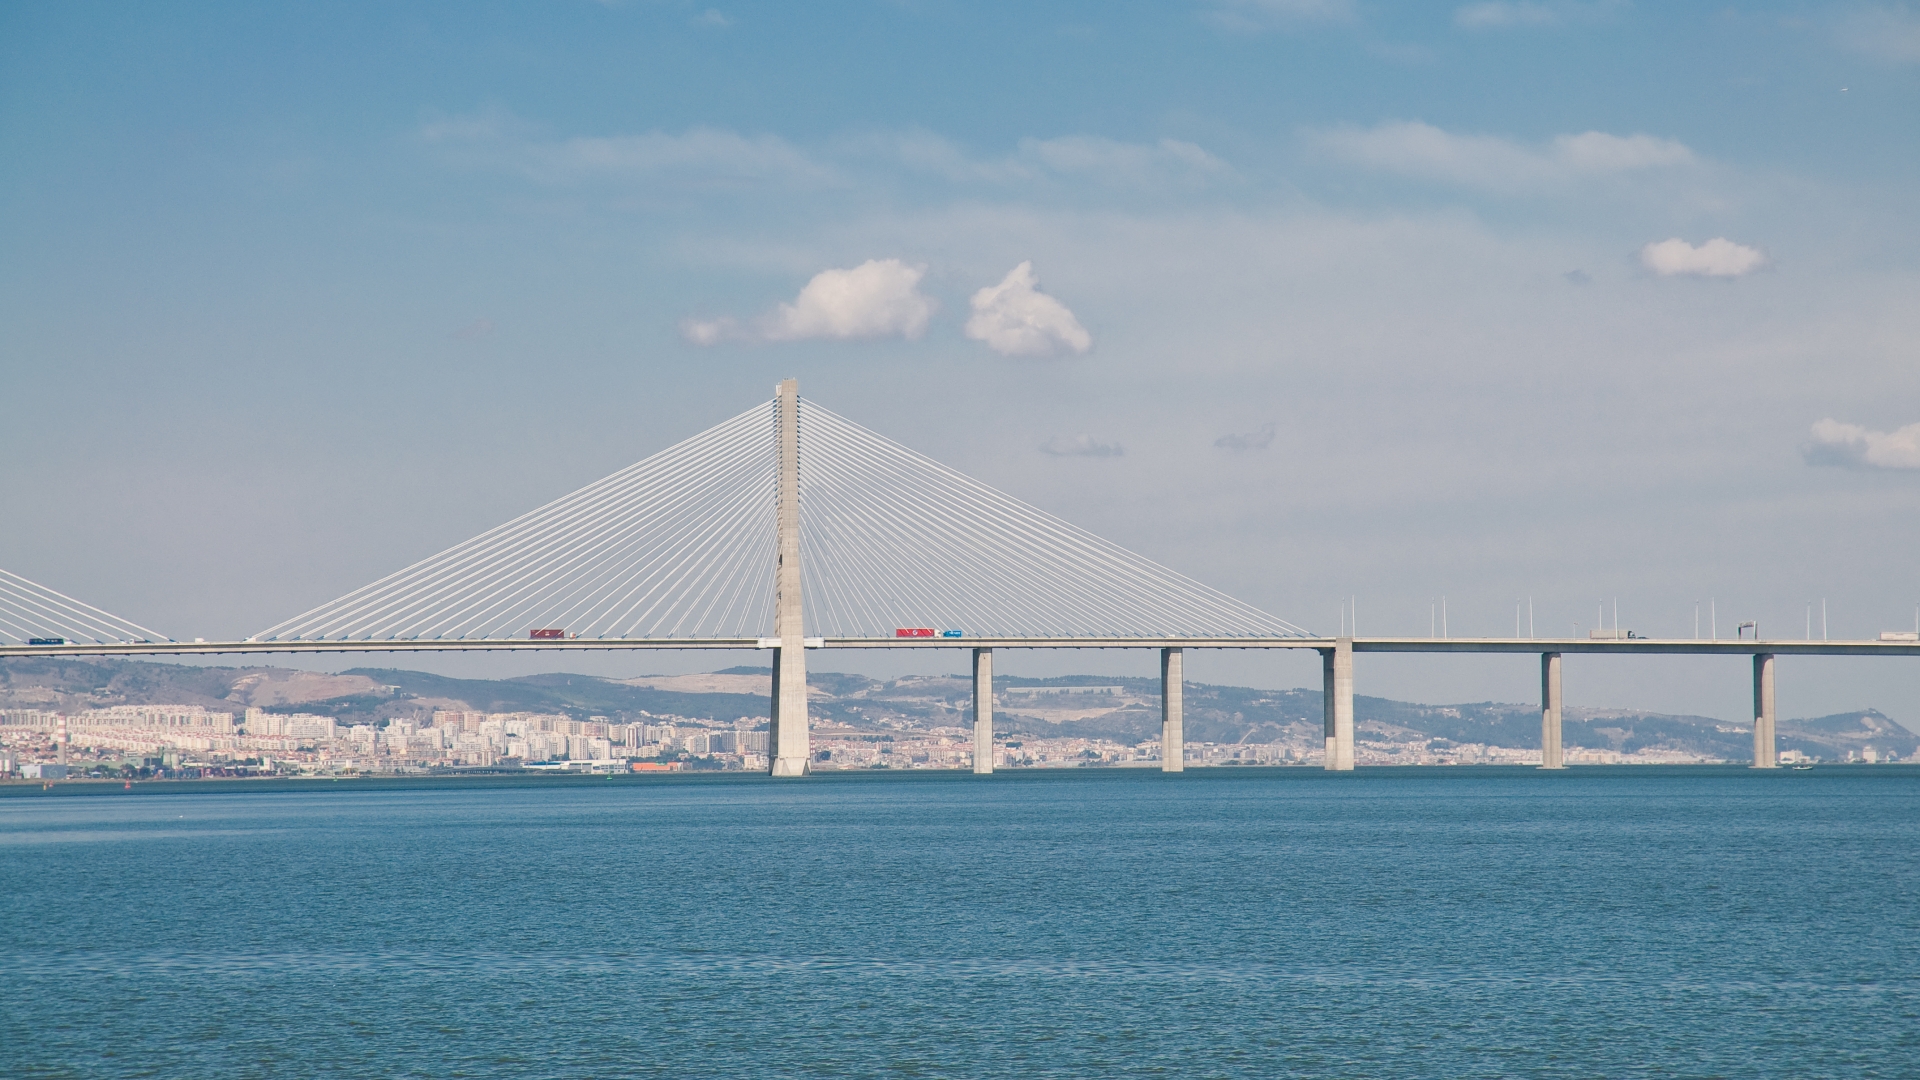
xmin=259 ymin=396 xmax=1307 ymax=642
xmin=798 ymin=401 xmax=1306 ymax=639
xmin=0 ymin=568 xmax=167 ymax=644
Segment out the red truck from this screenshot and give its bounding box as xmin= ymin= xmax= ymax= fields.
xmin=894 ymin=627 xmax=935 ymax=638
xmin=528 ymin=628 xmax=566 ymax=640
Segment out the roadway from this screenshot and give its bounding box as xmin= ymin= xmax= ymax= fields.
xmin=4 ymin=636 xmax=1917 ymax=658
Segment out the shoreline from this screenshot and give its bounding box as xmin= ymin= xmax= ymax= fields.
xmin=5 ymin=762 xmax=1918 ymax=798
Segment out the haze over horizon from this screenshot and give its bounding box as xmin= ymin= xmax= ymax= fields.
xmin=3 ymin=2 xmax=1916 ymax=725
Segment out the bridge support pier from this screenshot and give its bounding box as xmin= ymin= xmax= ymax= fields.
xmin=973 ymin=647 xmax=993 ymax=774
xmin=1540 ymin=652 xmax=1564 ymax=769
xmin=1323 ymin=637 xmax=1354 ymax=771
xmin=1752 ymin=653 xmax=1777 ymax=768
xmin=769 ymin=649 xmax=810 ymax=775
xmin=1161 ymin=647 xmax=1184 ymax=772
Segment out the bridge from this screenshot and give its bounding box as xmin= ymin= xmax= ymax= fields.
xmin=5 ymin=380 xmax=1915 ymax=773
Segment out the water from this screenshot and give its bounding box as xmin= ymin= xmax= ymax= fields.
xmin=3 ymin=767 xmax=1916 ymax=1079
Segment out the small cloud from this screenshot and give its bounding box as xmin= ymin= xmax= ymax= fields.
xmin=450 ymin=318 xmax=495 ymax=340
xmin=1837 ymin=6 xmax=1920 ymax=63
xmin=765 ymin=260 xmax=934 ymax=342
xmin=423 ymin=112 xmax=832 ymax=189
xmin=1215 ymin=424 xmax=1277 ymax=450
xmin=965 ymin=262 xmax=1092 ymax=357
xmin=1456 ymin=2 xmax=1557 ymax=25
xmin=1638 ymin=237 xmax=1767 ymax=278
xmin=867 ymin=131 xmax=1232 ymax=190
xmin=1016 ymin=136 xmax=1232 ymax=189
xmin=1313 ymin=121 xmax=1695 ymax=192
xmin=1562 ymin=269 xmax=1592 ymax=285
xmin=1203 ymin=0 xmax=1356 ymax=32
xmin=546 ymin=128 xmax=827 ymax=187
xmin=1554 ymin=130 xmax=1692 ymax=170
xmin=1805 ymin=419 xmax=1920 ymax=470
xmin=1454 ymin=1 xmax=1620 ymax=28
xmin=694 ymin=8 xmax=733 ymax=28
xmin=683 ymin=259 xmax=936 ymax=345
xmin=679 ymin=316 xmax=742 ymax=345
xmin=419 ymin=107 xmax=527 ymax=145
xmin=1364 ymin=40 xmax=1438 ymax=63
xmin=1040 ymin=434 xmax=1124 ymax=457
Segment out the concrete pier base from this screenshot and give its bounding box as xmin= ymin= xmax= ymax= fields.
xmin=769 ymin=645 xmax=809 ymax=776
xmin=1161 ymin=647 xmax=1184 ymax=772
xmin=973 ymin=647 xmax=993 ymax=775
xmin=1752 ymin=653 xmax=1777 ymax=769
xmin=1540 ymin=652 xmax=1564 ymax=769
xmin=1323 ymin=638 xmax=1354 ymax=771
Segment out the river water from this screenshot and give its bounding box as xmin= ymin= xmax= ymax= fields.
xmin=3 ymin=766 xmax=1916 ymax=1078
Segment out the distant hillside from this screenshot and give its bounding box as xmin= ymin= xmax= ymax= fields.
xmin=0 ymin=657 xmax=772 ymax=727
xmin=2 ymin=657 xmax=1913 ymax=762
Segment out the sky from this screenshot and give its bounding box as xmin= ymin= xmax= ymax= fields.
xmin=2 ymin=1 xmax=1917 ymax=725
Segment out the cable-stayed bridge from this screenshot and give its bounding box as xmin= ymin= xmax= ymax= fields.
xmin=4 ymin=380 xmax=1915 ymax=773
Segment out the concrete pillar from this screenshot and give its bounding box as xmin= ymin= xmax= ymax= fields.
xmin=1324 ymin=638 xmax=1354 ymax=771
xmin=1161 ymin=647 xmax=1184 ymax=772
xmin=1752 ymin=653 xmax=1776 ymax=769
xmin=973 ymin=647 xmax=993 ymax=775
xmin=1321 ymin=649 xmax=1334 ymax=765
xmin=769 ymin=378 xmax=811 ymax=777
xmin=1540 ymin=652 xmax=1564 ymax=769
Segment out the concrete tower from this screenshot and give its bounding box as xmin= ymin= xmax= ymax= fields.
xmin=769 ymin=379 xmax=811 ymax=776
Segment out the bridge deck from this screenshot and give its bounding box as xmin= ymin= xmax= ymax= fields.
xmin=3 ymin=637 xmax=1916 ymax=658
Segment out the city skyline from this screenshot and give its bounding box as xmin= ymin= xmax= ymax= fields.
xmin=5 ymin=656 xmax=1912 ymax=781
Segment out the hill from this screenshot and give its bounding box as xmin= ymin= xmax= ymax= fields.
xmin=2 ymin=657 xmax=1912 ymax=763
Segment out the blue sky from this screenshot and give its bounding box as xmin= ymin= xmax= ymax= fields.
xmin=3 ymin=1 xmax=1918 ymax=722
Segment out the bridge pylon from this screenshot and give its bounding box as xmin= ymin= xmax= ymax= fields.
xmin=770 ymin=378 xmax=811 ymax=777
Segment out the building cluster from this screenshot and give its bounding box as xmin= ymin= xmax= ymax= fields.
xmin=0 ymin=705 xmax=772 ymax=777
xmin=2 ymin=705 xmax=239 ymax=756
xmin=390 ymin=709 xmax=770 ymax=768
xmin=807 ymin=727 xmax=976 ymax=769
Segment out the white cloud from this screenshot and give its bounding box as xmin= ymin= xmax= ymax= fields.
xmin=1638 ymin=237 xmax=1767 ymax=278
xmin=539 ymin=129 xmax=828 ymax=186
xmin=1203 ymin=0 xmax=1356 ymax=32
xmin=1805 ymin=419 xmax=1920 ymax=470
xmin=678 ymin=316 xmax=741 ymax=346
xmin=965 ymin=262 xmax=1093 ymax=357
xmin=766 ymin=259 xmax=935 ymax=341
xmin=1215 ymin=425 xmax=1277 ymax=450
xmin=870 ymin=131 xmax=1231 ymax=190
xmin=1039 ymin=434 xmax=1125 ymax=457
xmin=683 ymin=259 xmax=936 ymax=345
xmin=1454 ymin=1 xmax=1621 ymax=28
xmin=1837 ymin=6 xmax=1920 ymax=63
xmin=1456 ymin=2 xmax=1557 ymax=26
xmin=422 ymin=113 xmax=831 ymax=188
xmin=431 ymin=114 xmax=1230 ymax=198
xmin=1018 ymin=136 xmax=1232 ymax=188
xmin=1314 ymin=121 xmax=1695 ymax=192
